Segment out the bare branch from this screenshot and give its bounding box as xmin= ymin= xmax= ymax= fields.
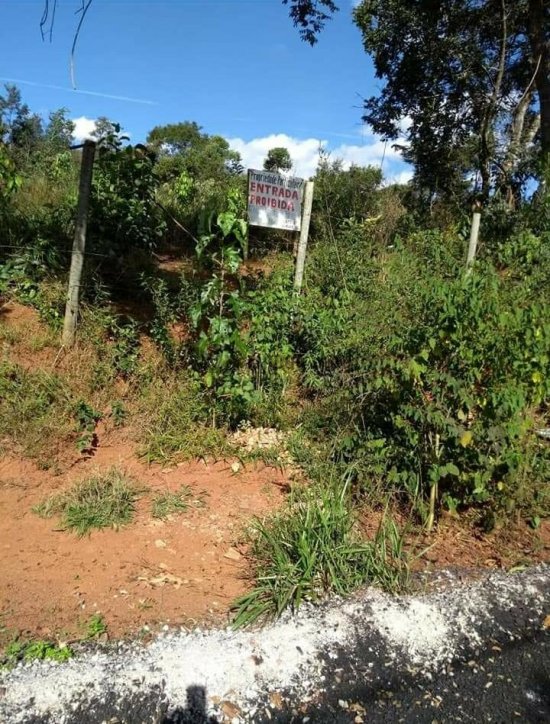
xmin=70 ymin=0 xmax=94 ymax=89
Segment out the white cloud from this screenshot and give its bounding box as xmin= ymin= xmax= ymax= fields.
xmin=72 ymin=116 xmax=97 ymax=142
xmin=226 ymin=131 xmax=411 ymax=183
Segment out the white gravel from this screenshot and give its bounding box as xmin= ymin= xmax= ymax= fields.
xmin=1 ymin=567 xmax=548 ymax=723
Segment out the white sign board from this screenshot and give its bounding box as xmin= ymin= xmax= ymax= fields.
xmin=248 ymin=169 xmax=304 ymax=231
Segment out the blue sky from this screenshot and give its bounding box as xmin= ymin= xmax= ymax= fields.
xmin=0 ymin=0 xmax=410 ymax=180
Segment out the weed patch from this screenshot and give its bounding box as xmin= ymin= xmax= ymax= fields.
xmin=33 ymin=467 xmax=143 ymax=536
xmin=139 ymin=379 xmax=229 ymax=463
xmin=232 ymin=481 xmax=408 ymax=626
xmin=0 ymin=361 xmax=73 ymax=463
xmin=2 ymin=638 xmax=72 ymax=668
xmin=85 ymin=613 xmax=107 ymax=639
xmin=152 ymin=485 xmax=206 ymax=519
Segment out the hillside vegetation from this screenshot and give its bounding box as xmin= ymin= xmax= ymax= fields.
xmin=1 ymin=86 xmax=549 ymax=624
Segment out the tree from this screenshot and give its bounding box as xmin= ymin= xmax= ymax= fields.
xmin=352 ymin=0 xmax=546 ymax=205
xmin=0 ymin=84 xmax=43 ymax=155
xmin=146 ymin=122 xmax=241 ymax=182
xmin=283 ymin=0 xmax=338 ymax=44
xmin=263 ymin=147 xmax=293 ymax=173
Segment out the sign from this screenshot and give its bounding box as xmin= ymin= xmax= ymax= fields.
xmin=248 ymin=169 xmax=304 ymax=231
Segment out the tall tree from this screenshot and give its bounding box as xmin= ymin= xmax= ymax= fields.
xmin=147 ymin=122 xmax=241 ymax=181
xmin=263 ymin=147 xmax=293 ymax=173
xmin=353 ymin=0 xmax=543 ymax=204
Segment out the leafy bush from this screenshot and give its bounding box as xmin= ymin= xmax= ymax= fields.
xmin=88 ymin=142 xmax=166 ymax=266
xmin=295 ymin=232 xmax=550 ymax=525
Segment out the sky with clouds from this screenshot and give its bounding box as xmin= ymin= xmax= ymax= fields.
xmin=1 ymin=0 xmax=411 ymax=182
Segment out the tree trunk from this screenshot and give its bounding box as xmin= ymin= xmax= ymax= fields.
xmin=528 ymin=0 xmax=550 ymax=183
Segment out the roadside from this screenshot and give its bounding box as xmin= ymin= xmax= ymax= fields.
xmin=0 ymin=566 xmax=548 ymax=723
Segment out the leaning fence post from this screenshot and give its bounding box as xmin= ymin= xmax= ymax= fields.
xmin=62 ymin=139 xmax=96 ymax=347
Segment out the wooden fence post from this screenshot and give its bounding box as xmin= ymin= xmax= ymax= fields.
xmin=293 ymin=180 xmax=314 ymax=293
xmin=466 ymin=200 xmax=482 ymax=274
xmin=62 ymin=140 xmax=96 ymax=347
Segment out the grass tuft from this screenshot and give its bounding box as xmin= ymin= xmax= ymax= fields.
xmin=232 ymin=480 xmax=409 ymax=627
xmin=152 ymin=485 xmax=195 ymax=519
xmin=33 ymin=467 xmax=143 ymax=536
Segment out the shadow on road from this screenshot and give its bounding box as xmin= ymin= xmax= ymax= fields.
xmin=163 ymin=685 xmax=219 ymax=723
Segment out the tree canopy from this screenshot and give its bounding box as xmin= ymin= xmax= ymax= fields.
xmin=146 ymin=122 xmax=242 ymax=182
xmin=263 ymin=147 xmax=293 ymax=173
xmin=354 ymin=0 xmax=548 ymax=204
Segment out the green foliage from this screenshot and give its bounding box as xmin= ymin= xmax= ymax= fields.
xmin=295 ymin=228 xmax=550 ymax=524
xmin=3 ymin=638 xmax=72 ymax=667
xmin=86 ymin=613 xmax=107 ymax=639
xmin=140 ymin=275 xmax=182 ymax=365
xmin=263 ymin=147 xmax=292 ymax=173
xmin=74 ymin=400 xmax=102 ymax=454
xmin=190 ymin=192 xmax=253 ymax=424
xmin=147 ymin=121 xmax=242 ymax=182
xmin=88 ymin=141 xmax=166 ymax=263
xmin=33 ymin=467 xmax=142 ymax=536
xmin=232 ymin=481 xmax=408 ymax=626
xmin=353 ymin=1 xmax=542 ymax=202
xmin=140 ymin=379 xmax=228 ymax=463
xmin=0 ymin=362 xmax=73 ymax=463
xmin=312 ymin=154 xmax=383 ymax=238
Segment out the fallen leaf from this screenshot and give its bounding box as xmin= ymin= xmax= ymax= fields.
xmin=269 ymin=692 xmax=283 ymax=708
xmin=220 ymin=700 xmax=241 ymax=719
xmin=543 ymin=614 xmax=550 ymax=629
xmin=224 ymin=547 xmax=242 ymax=562
xmin=155 ymin=539 xmax=167 ymax=548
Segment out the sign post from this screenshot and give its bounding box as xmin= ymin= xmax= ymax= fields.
xmin=247 ymin=168 xmax=313 ymax=293
xmin=247 ymin=169 xmax=304 ymax=231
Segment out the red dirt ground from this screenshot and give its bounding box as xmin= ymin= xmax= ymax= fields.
xmin=0 ymin=449 xmax=287 ymax=642
xmin=0 ymin=300 xmax=548 ymax=646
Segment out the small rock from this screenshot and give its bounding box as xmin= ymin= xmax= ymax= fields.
xmin=155 ymin=539 xmax=167 ymax=549
xmin=231 ymin=461 xmax=241 ymax=474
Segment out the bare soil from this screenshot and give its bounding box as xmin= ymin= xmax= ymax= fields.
xmin=0 ymin=448 xmax=287 ymax=642
xmin=0 ymin=300 xmax=548 ymax=646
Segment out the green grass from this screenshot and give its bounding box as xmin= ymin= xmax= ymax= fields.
xmin=0 ymin=361 xmax=73 ymax=462
xmin=232 ymin=480 xmax=409 ymax=627
xmin=140 ymin=380 xmax=229 ymax=463
xmin=151 ymin=485 xmax=194 ymax=519
xmin=33 ymin=467 xmax=143 ymax=536
xmin=2 ymin=638 xmax=72 ymax=668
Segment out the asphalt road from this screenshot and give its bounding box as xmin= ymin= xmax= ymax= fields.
xmin=293 ymin=630 xmax=550 ymax=724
